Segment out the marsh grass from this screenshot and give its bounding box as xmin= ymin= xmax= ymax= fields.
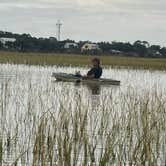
xmin=0 ymin=51 xmax=166 ymax=70
xmin=29 ymin=89 xmax=165 ymax=165
xmin=0 ymin=65 xmax=165 ymax=165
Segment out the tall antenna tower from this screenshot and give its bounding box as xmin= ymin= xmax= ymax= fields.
xmin=56 ymin=20 xmax=62 ymax=41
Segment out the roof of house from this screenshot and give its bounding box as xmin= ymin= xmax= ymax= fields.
xmin=82 ymin=43 xmax=100 ymax=50
xmin=0 ymin=37 xmax=16 ymax=43
xmin=64 ymin=42 xmax=78 ymax=48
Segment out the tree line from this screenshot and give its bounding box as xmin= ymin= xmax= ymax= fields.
xmin=0 ymin=31 xmax=166 ymax=58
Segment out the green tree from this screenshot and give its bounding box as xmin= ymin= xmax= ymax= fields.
xmin=0 ymin=41 xmax=3 ymax=49
xmin=133 ymin=41 xmax=148 ymax=56
xmin=160 ymin=47 xmax=166 ymax=57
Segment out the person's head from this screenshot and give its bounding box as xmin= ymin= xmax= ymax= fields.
xmin=91 ymin=58 xmax=101 ymax=67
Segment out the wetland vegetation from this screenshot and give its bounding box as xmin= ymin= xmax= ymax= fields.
xmin=0 ymin=51 xmax=166 ymax=70
xmin=0 ymin=64 xmax=165 ymax=165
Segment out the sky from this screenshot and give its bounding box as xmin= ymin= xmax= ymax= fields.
xmin=0 ymin=0 xmax=166 ymax=46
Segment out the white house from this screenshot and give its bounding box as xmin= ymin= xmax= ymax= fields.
xmin=81 ymin=43 xmax=100 ymax=52
xmin=153 ymin=51 xmax=162 ymax=57
xmin=64 ymin=42 xmax=78 ymax=49
xmin=0 ymin=37 xmax=16 ymax=45
xmin=110 ymin=49 xmax=123 ymax=54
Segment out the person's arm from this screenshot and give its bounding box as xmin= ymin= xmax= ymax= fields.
xmin=86 ymin=68 xmax=96 ymax=78
xmin=82 ymin=74 xmax=95 ymax=79
xmin=86 ymin=74 xmax=95 ymax=78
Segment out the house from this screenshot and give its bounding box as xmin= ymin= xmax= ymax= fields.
xmin=81 ymin=43 xmax=100 ymax=52
xmin=64 ymin=42 xmax=78 ymax=49
xmin=0 ymin=37 xmax=16 ymax=45
xmin=152 ymin=51 xmax=162 ymax=57
xmin=110 ymin=49 xmax=123 ymax=55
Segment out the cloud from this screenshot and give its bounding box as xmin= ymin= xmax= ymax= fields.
xmin=0 ymin=0 xmax=166 ymax=45
xmin=1 ymin=0 xmax=166 ymax=15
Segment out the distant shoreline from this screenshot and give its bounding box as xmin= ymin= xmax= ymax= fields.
xmin=0 ymin=51 xmax=166 ymax=70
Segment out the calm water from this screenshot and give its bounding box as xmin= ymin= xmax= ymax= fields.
xmin=0 ymin=64 xmax=166 ymax=165
xmin=0 ymin=64 xmax=165 ymax=91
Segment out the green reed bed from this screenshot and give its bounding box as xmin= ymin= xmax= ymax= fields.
xmin=0 ymin=76 xmax=165 ymax=166
xmin=0 ymin=51 xmax=166 ymax=70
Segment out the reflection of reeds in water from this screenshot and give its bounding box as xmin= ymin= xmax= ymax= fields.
xmin=85 ymin=83 xmax=101 ymax=110
xmin=0 ymin=75 xmax=165 ymax=165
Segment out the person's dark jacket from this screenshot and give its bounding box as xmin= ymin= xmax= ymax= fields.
xmin=87 ymin=66 xmax=102 ymax=78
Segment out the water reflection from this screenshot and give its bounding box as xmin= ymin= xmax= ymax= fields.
xmin=86 ymin=83 xmax=101 ymax=110
xmin=0 ymin=72 xmax=14 ymax=83
xmin=86 ymin=83 xmax=120 ymax=110
xmin=86 ymin=83 xmax=101 ymax=95
xmin=74 ymin=82 xmax=101 ymax=109
xmin=0 ymin=64 xmax=165 ymax=165
xmin=74 ymin=82 xmax=120 ymax=110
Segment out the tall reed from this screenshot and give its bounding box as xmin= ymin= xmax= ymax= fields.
xmin=0 ymin=65 xmax=165 ymax=165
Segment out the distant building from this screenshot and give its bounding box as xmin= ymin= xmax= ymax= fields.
xmin=0 ymin=37 xmax=16 ymax=45
xmin=152 ymin=51 xmax=162 ymax=57
xmin=110 ymin=49 xmax=123 ymax=55
xmin=81 ymin=43 xmax=100 ymax=52
xmin=64 ymin=42 xmax=78 ymax=49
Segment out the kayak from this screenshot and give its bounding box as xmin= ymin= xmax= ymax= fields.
xmin=52 ymin=73 xmax=120 ymax=86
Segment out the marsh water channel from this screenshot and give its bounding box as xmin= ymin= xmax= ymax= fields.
xmin=0 ymin=64 xmax=165 ymax=165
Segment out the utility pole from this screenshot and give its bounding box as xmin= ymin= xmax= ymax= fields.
xmin=56 ymin=20 xmax=62 ymax=41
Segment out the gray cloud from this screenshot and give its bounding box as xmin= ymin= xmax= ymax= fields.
xmin=0 ymin=0 xmax=166 ymax=45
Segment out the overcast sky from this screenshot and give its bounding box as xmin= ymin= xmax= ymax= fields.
xmin=0 ymin=0 xmax=166 ymax=46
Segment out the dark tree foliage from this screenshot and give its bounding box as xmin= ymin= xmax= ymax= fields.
xmin=133 ymin=41 xmax=148 ymax=57
xmin=149 ymin=45 xmax=161 ymax=52
xmin=111 ymin=42 xmax=135 ymax=53
xmin=0 ymin=41 xmax=3 ymax=49
xmin=160 ymin=47 xmax=166 ymax=57
xmin=0 ymin=31 xmax=165 ymax=58
xmin=98 ymin=42 xmax=112 ymax=53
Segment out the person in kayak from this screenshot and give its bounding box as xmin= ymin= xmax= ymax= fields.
xmin=86 ymin=58 xmax=102 ymax=78
xmin=75 ymin=58 xmax=102 ymax=78
xmin=74 ymin=58 xmax=103 ymax=78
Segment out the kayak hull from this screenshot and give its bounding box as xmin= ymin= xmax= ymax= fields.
xmin=52 ymin=73 xmax=120 ymax=86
